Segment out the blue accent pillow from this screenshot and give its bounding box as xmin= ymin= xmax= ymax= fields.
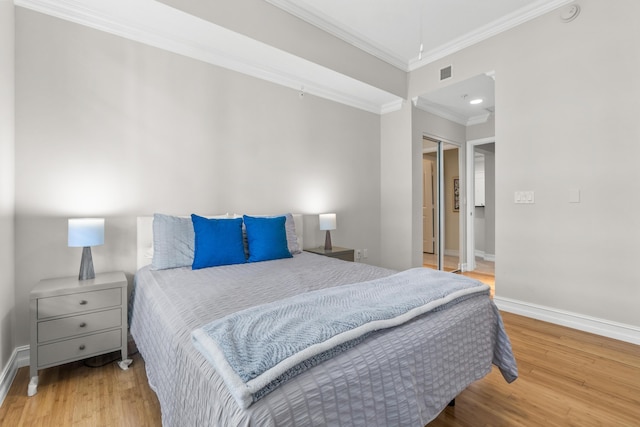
xmin=243 ymin=215 xmax=293 ymax=263
xmin=191 ymin=215 xmax=246 ymax=269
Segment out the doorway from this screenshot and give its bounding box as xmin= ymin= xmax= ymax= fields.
xmin=422 ymin=136 xmax=461 ymax=272
xmin=414 ymin=71 xmax=495 ymax=275
xmin=466 ymin=139 xmax=495 ymax=276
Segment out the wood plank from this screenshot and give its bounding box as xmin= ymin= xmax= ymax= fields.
xmin=1 ymin=312 xmax=638 ymax=426
xmin=0 ymin=352 xmax=161 ymax=427
xmin=429 ymin=312 xmax=640 ymax=426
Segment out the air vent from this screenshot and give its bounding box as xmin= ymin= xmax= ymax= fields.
xmin=440 ymin=65 xmax=452 ymax=81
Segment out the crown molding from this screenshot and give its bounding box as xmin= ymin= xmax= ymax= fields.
xmin=414 ymin=97 xmax=467 ymax=126
xmin=15 ymin=0 xmax=403 ymax=115
xmin=466 ymin=113 xmax=491 ymax=126
xmin=266 ymin=0 xmax=573 ymax=72
xmin=265 ymin=0 xmax=408 ymax=71
xmin=408 ymin=0 xmax=574 ymax=70
xmin=414 ymin=97 xmax=491 ymax=127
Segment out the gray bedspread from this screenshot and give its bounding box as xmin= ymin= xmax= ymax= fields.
xmin=130 ymin=252 xmax=517 ymax=426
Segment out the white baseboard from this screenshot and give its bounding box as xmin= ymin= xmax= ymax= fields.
xmin=444 ymin=249 xmax=459 ymax=257
xmin=473 ymin=250 xmax=495 ymax=262
xmin=0 ymin=345 xmax=30 ymax=407
xmin=494 ymin=297 xmax=640 ymax=345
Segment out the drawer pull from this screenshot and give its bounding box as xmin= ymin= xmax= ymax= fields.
xmin=79 ymin=344 xmax=86 ymax=351
xmin=79 ymin=300 xmax=88 ymax=305
xmin=79 ymin=322 xmax=87 ymax=328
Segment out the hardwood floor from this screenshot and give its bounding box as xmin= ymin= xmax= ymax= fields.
xmin=1 ymin=314 xmax=638 ymax=426
xmin=423 ymin=254 xmax=495 ymax=276
xmin=0 ymin=351 xmax=161 ymax=427
xmin=430 ymin=312 xmax=640 ymax=426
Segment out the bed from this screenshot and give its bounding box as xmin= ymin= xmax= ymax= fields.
xmin=130 ymin=213 xmax=517 ymax=426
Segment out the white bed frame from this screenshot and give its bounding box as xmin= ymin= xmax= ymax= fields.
xmin=136 ymin=214 xmax=304 ymax=271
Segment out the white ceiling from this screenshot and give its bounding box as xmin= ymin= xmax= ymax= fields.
xmin=415 ymin=73 xmax=496 ymax=126
xmin=16 ymin=0 xmax=573 ymax=118
xmin=266 ymin=0 xmax=573 ymax=71
xmin=266 ymin=0 xmax=573 ymax=124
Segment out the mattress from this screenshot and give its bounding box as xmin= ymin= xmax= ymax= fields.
xmin=130 ymin=252 xmax=516 ymax=426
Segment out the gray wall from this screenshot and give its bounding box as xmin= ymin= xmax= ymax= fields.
xmin=13 ymin=8 xmax=383 ymax=347
xmin=380 ymin=103 xmax=414 ymax=270
xmin=483 ymin=150 xmax=495 ymax=257
xmin=0 ymin=0 xmax=15 ymax=373
xmin=406 ymin=0 xmax=640 ymax=327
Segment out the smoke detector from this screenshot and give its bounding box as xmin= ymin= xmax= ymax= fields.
xmin=560 ymin=4 xmax=580 ymax=23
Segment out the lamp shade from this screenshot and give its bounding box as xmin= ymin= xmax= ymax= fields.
xmin=68 ymin=218 xmax=105 ymax=247
xmin=319 ymin=213 xmax=337 ymax=231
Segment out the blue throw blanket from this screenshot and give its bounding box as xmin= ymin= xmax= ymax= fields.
xmin=192 ymin=267 xmax=489 ymax=409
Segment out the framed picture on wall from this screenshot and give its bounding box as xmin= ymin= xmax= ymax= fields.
xmin=453 ymin=177 xmax=460 ymax=212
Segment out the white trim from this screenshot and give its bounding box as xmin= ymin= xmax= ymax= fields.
xmin=0 ymin=346 xmax=30 ymax=406
xmin=422 ymin=134 xmax=463 ymax=271
xmin=265 ymin=0 xmax=407 ymax=71
xmin=407 ymin=0 xmax=574 ymax=70
xmin=494 ymin=297 xmax=640 ymax=345
xmin=413 ymin=99 xmax=491 ymax=129
xmin=15 ymin=0 xmax=403 ymax=115
xmin=414 ymin=98 xmax=467 ymax=126
xmin=266 ymin=0 xmax=573 ymax=72
xmin=466 ymin=113 xmax=492 ymax=126
xmin=474 ymin=250 xmax=495 ymax=262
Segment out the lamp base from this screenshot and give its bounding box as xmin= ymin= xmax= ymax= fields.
xmin=324 ymin=230 xmax=333 ymax=251
xmin=79 ymin=246 xmax=95 ymax=281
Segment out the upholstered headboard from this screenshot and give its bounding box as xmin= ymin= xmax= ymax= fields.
xmin=136 ymin=214 xmax=304 ymax=271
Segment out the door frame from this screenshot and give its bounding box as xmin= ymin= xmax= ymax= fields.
xmin=423 ymin=134 xmax=462 ymax=271
xmin=422 ymin=156 xmax=435 ymax=254
xmin=465 ymin=136 xmax=495 ymax=272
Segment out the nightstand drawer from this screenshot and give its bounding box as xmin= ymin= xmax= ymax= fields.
xmin=37 ymin=308 xmax=122 ymax=343
xmin=37 ymin=329 xmax=122 ymax=368
xmin=329 ymin=252 xmax=355 ymax=262
xmin=37 ymin=288 xmax=122 ymax=319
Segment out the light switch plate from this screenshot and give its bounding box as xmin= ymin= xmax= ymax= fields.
xmin=515 ymin=191 xmax=535 ymax=204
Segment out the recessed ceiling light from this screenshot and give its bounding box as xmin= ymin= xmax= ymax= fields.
xmin=469 ymin=98 xmax=483 ymax=105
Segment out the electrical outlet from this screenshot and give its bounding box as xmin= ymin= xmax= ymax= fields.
xmin=355 ymin=249 xmax=362 ymax=261
xmin=363 ymin=249 xmax=368 ymax=259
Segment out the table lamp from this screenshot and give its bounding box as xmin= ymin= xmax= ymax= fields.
xmin=319 ymin=213 xmax=336 ymax=251
xmin=68 ymin=218 xmax=104 ymax=280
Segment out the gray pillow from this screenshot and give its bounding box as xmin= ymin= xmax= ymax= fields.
xmin=151 ymin=214 xmax=195 ymax=270
xmin=283 ymin=213 xmax=301 ymax=254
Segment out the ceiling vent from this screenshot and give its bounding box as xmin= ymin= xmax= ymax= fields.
xmin=440 ymin=65 xmax=452 ymax=81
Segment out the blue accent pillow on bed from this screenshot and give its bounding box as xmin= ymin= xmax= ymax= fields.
xmin=191 ymin=215 xmax=246 ymax=269
xmin=243 ymin=215 xmax=293 ymax=263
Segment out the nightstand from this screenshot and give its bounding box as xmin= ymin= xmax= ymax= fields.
xmin=305 ymin=246 xmax=355 ymax=262
xmin=28 ymin=271 xmax=131 ymax=396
